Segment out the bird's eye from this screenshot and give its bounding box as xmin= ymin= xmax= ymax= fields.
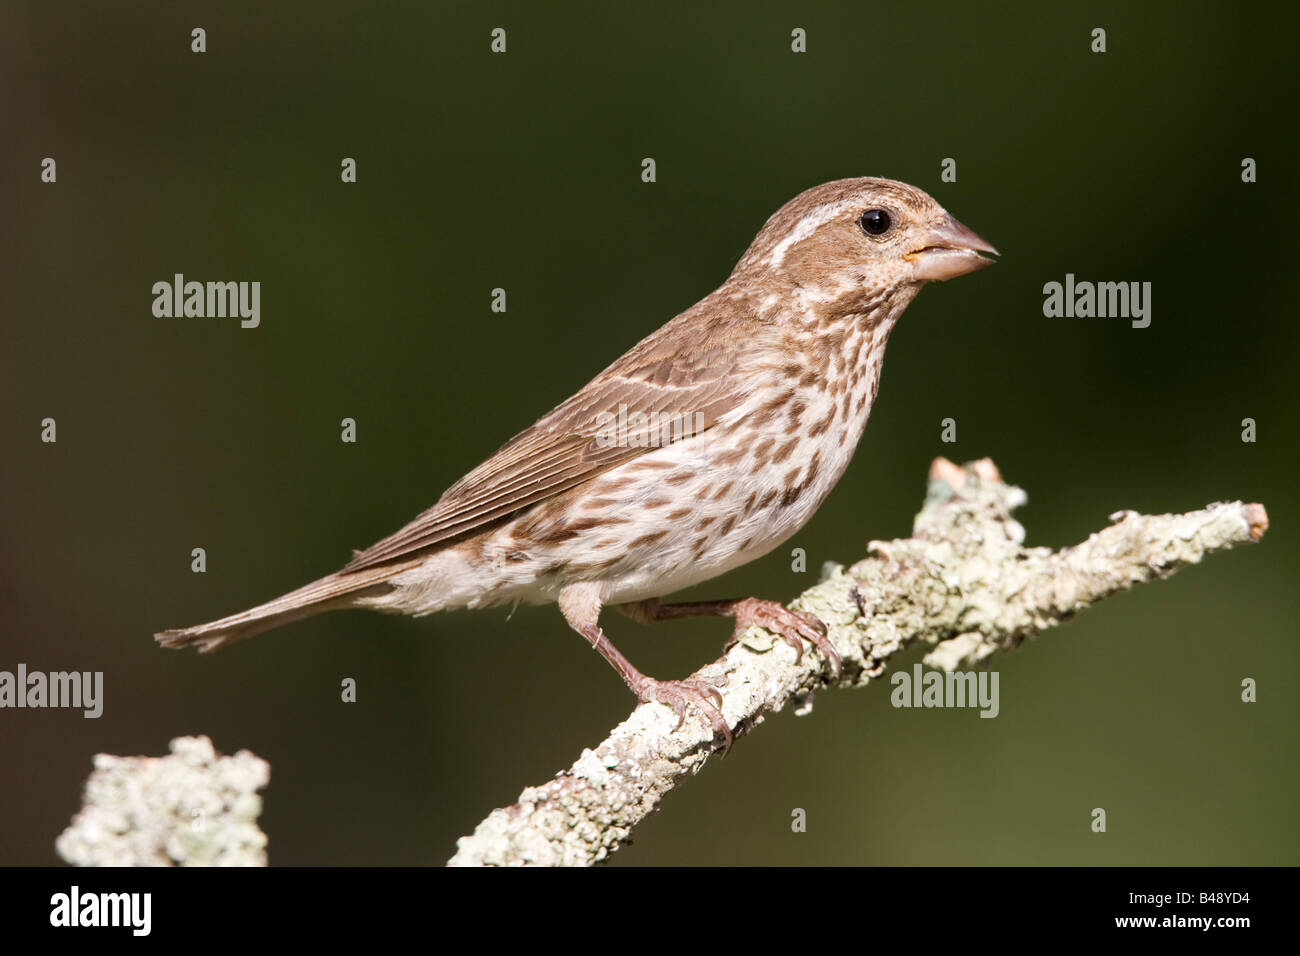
xmin=859 ymin=208 xmax=892 ymax=236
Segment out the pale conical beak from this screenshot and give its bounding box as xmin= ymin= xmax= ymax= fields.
xmin=909 ymin=214 xmax=999 ymax=281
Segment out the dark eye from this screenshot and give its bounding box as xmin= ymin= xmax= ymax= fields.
xmin=859 ymin=208 xmax=892 ymax=236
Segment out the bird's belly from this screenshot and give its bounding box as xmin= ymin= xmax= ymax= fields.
xmin=503 ymin=380 xmax=873 ymax=606
xmin=605 ymin=439 xmax=861 ymax=603
xmin=415 ymin=330 xmax=887 ymax=613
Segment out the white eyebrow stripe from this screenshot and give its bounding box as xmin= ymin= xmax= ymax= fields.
xmin=768 ymin=199 xmax=857 ymax=267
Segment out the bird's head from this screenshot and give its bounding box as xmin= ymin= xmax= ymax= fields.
xmin=734 ymin=177 xmax=998 ymax=319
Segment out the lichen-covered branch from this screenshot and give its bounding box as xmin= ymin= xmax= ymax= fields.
xmin=448 ymin=457 xmax=1269 ymax=867
xmin=57 ymin=735 xmax=270 ymax=866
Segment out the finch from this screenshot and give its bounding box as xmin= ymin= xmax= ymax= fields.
xmin=158 ymin=177 xmax=997 ymax=750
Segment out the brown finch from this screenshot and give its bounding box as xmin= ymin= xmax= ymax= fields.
xmin=158 ymin=177 xmax=997 ymax=750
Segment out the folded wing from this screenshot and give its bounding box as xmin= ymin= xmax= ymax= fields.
xmin=343 ymin=306 xmax=766 ymax=572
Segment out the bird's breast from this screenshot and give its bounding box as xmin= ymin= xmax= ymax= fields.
xmin=459 ymin=316 xmax=896 ymax=607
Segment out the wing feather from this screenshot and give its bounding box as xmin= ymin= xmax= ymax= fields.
xmin=343 ymin=302 xmax=767 ymax=572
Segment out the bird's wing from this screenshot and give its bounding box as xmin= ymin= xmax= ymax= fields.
xmin=342 ymin=305 xmax=768 ymax=572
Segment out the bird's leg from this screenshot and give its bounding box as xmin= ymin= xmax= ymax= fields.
xmin=619 ymin=596 xmax=842 ymax=679
xmin=559 ymin=584 xmax=732 ymax=753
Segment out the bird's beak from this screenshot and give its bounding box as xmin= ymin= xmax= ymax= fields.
xmin=908 ymin=214 xmax=999 ymax=281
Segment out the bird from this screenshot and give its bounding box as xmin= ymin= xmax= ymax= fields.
xmin=157 ymin=177 xmax=997 ymax=751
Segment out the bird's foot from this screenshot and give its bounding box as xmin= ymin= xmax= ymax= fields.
xmin=725 ymin=598 xmax=842 ymax=680
xmin=632 ymin=676 xmax=732 ymax=754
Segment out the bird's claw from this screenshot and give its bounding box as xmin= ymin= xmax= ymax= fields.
xmin=725 ymin=598 xmax=842 ymax=681
xmin=634 ymin=677 xmax=732 ymax=754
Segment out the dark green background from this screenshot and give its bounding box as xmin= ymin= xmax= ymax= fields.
xmin=3 ymin=2 xmax=1296 ymax=865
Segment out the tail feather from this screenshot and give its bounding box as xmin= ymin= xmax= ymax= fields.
xmin=155 ymin=567 xmax=398 ymax=653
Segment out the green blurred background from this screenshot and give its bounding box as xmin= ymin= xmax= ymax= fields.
xmin=3 ymin=1 xmax=1296 ymax=865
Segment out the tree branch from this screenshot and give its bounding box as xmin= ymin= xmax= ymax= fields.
xmin=57 ymin=735 xmax=270 ymax=866
xmin=448 ymin=457 xmax=1268 ymax=867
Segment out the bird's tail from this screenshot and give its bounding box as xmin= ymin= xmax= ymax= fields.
xmin=155 ymin=566 xmax=400 ymax=653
